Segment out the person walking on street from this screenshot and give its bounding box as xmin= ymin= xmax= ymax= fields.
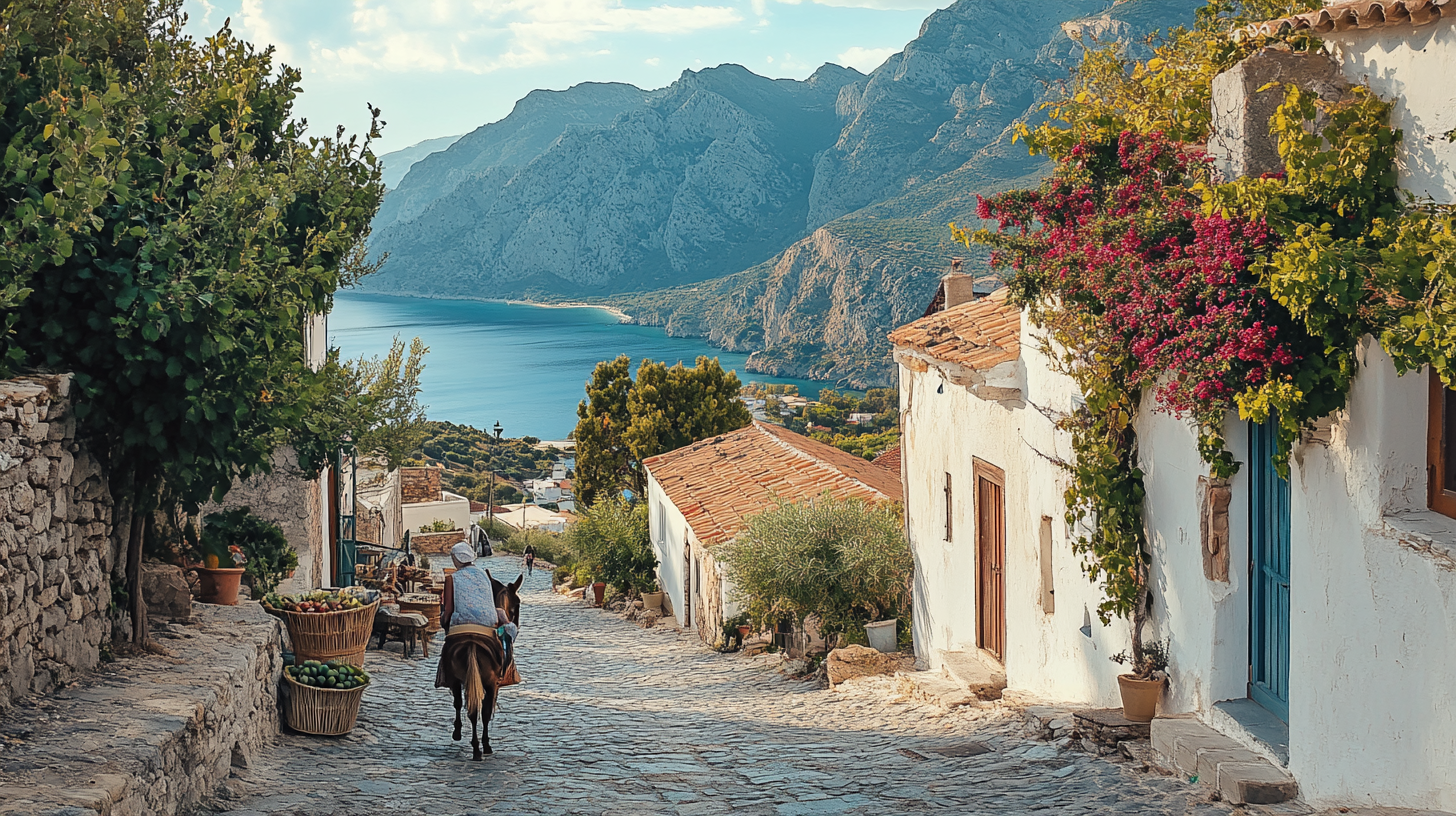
xmin=523 ymin=542 xmax=536 ymax=576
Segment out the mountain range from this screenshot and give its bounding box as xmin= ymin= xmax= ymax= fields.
xmin=365 ymin=0 xmax=1203 ymax=387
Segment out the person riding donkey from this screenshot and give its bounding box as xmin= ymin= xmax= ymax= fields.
xmin=436 ymin=542 xmax=521 ymax=758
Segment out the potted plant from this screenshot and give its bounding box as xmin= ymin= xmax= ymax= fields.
xmin=638 ymin=577 xmax=665 ymax=613
xmin=1112 ymin=638 xmax=1169 ymax=722
xmin=236 ymin=511 xmax=297 ymax=600
xmin=196 ymin=509 xmax=255 ymax=605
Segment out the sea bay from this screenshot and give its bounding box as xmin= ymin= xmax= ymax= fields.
xmin=328 ymin=291 xmax=841 ymax=440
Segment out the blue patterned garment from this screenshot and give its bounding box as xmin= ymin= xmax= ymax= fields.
xmin=449 ymin=564 xmax=499 ymax=628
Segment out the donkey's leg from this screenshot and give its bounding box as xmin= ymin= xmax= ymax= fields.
xmin=480 ymin=683 xmax=497 ymax=755
xmin=451 ymin=684 xmax=463 ymax=742
xmin=470 ymin=708 xmax=481 ymax=761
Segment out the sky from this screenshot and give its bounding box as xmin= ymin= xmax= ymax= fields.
xmin=182 ymin=0 xmax=949 ymax=153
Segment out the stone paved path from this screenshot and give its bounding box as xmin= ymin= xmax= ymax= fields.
xmin=199 ymin=555 xmax=1241 ymax=816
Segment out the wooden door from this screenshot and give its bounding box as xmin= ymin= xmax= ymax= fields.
xmin=975 ymin=460 xmax=1007 ymax=661
xmin=1249 ymin=419 xmax=1291 ymax=722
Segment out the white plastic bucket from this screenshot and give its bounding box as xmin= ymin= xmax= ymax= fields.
xmin=865 ymin=619 xmax=897 ymax=653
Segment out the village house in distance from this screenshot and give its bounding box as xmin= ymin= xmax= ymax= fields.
xmin=889 ymin=4 xmax=1456 ymax=811
xmin=642 ymin=421 xmax=902 ymax=645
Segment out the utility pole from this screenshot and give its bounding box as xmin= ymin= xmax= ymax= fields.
xmin=485 ymin=421 xmax=503 ymax=555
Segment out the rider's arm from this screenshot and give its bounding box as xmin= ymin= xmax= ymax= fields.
xmin=441 ymin=575 xmax=454 ymax=629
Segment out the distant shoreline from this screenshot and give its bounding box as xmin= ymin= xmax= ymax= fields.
xmin=340 ymin=289 xmax=631 ymax=323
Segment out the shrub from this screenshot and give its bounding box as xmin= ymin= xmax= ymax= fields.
xmin=202 ymin=508 xmax=296 ymax=599
xmin=564 ymin=498 xmax=656 ymax=594
xmin=720 ymin=494 xmax=910 ymax=643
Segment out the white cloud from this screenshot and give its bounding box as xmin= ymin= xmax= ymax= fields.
xmin=237 ymin=0 xmax=295 ymax=63
xmin=248 ymin=0 xmax=743 ymax=77
xmin=765 ymin=55 xmax=774 ymax=63
xmin=645 ymin=56 xmax=661 ymax=65
xmin=836 ymin=45 xmax=897 ymax=72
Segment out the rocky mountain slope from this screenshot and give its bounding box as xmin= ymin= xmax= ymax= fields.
xmin=378 ymin=134 xmax=461 ymax=190
xmin=367 ymin=0 xmax=1202 ymax=386
xmin=365 ymin=66 xmax=861 ymax=296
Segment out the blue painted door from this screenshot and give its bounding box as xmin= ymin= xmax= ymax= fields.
xmin=1248 ymin=419 xmax=1291 ymax=722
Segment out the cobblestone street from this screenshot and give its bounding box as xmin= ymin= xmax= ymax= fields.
xmin=201 ymin=555 xmax=1239 ymax=816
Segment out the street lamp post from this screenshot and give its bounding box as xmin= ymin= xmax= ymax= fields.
xmin=485 ymin=421 xmax=503 ymax=555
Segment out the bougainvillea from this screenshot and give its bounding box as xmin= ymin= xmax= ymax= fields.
xmin=976 ymin=131 xmax=1322 ymax=478
xmin=953 ymin=4 xmax=1456 ymax=658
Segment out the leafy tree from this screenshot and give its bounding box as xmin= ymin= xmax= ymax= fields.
xmin=0 ymin=2 xmax=383 ymax=642
xmin=572 ymin=355 xmax=635 ymax=506
xmin=301 ymin=335 xmax=429 ymax=472
xmin=623 ymin=356 xmax=751 ymax=495
xmin=575 ymin=355 xmax=750 ymax=503
xmin=563 ymin=498 xmax=655 ymax=594
xmin=720 ymin=495 xmax=910 ymax=643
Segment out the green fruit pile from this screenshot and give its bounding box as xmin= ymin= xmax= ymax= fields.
xmin=287 ymin=660 xmax=369 ymax=690
xmin=264 ymin=591 xmax=367 ymax=614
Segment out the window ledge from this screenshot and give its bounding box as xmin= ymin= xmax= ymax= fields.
xmin=1381 ymin=511 xmax=1456 ymax=572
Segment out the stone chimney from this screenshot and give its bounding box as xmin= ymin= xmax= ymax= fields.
xmin=1208 ymin=46 xmax=1348 ymax=181
xmin=942 ymin=258 xmax=978 ymax=309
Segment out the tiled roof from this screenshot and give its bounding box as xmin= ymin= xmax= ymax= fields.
xmin=469 ymin=500 xmax=487 ymax=513
xmin=872 ymin=446 xmax=902 ymax=473
xmin=642 ymin=422 xmax=903 ymax=548
xmin=888 ymin=288 xmax=1021 ymax=371
xmin=1238 ymin=0 xmax=1453 ymax=39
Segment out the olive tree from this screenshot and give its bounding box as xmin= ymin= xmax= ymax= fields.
xmin=719 ymin=495 xmax=910 ymax=643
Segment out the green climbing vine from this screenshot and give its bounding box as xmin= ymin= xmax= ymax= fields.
xmin=955 ymin=0 xmax=1456 ymax=652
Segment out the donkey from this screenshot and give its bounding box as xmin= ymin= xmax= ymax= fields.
xmin=443 ymin=572 xmax=522 ymax=759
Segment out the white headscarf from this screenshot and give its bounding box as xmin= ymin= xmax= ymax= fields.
xmin=451 ymin=541 xmax=476 ymax=565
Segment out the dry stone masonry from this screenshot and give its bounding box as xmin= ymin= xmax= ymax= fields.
xmin=0 ymin=374 xmax=113 ymax=710
xmin=203 ymin=446 xmax=324 ymax=595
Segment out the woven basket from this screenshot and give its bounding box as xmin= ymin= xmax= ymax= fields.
xmin=397 ymin=594 xmax=441 ymax=632
xmin=283 ymin=673 xmax=368 ymax=736
xmin=274 ymin=600 xmax=379 ymax=668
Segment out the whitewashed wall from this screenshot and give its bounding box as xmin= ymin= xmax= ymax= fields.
xmin=1325 ymin=18 xmax=1456 ymax=205
xmin=647 ymin=473 xmax=689 ymax=626
xmin=1278 ymin=342 xmax=1456 ymax=810
xmin=900 ymin=320 xmax=1134 ymax=705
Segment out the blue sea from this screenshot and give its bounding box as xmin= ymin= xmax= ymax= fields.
xmin=328 ymin=292 xmax=841 ymax=440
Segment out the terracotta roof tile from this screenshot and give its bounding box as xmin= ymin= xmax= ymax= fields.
xmin=642 ymin=422 xmax=903 ymax=549
xmin=872 ymin=446 xmax=901 ymax=472
xmin=1238 ymin=0 xmax=1453 ymax=39
xmin=887 ymin=289 xmax=1021 ymax=371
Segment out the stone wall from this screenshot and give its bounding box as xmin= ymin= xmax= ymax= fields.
xmin=0 ymin=374 xmax=113 ymax=711
xmin=203 ymin=446 xmax=324 ymax=595
xmin=0 ymin=603 xmax=283 ymax=815
xmin=412 ymin=529 xmax=465 ymax=554
xmin=401 ymin=466 xmax=440 ymax=504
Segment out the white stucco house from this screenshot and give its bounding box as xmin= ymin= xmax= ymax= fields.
xmin=889 ymin=5 xmax=1456 ymax=810
xmin=642 ymin=421 xmax=903 ymax=646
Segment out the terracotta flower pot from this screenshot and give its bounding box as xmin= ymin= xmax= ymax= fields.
xmin=1117 ymin=674 xmax=1166 ymax=723
xmin=591 ymin=582 xmax=606 ymax=606
xmin=641 ymin=590 xmax=664 ymax=612
xmin=196 ymin=567 xmax=246 ymax=605
xmin=736 ymin=625 xmax=751 ymax=638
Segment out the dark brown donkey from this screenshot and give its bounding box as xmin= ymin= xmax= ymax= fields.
xmin=442 ymin=572 xmax=522 ymax=759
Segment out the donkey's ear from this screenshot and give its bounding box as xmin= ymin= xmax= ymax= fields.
xmin=511 ymin=574 xmax=524 ymax=590
xmin=485 ymin=569 xmax=494 ymax=582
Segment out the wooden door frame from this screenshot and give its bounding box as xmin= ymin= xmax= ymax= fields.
xmin=973 ymin=458 xmax=1007 ymax=662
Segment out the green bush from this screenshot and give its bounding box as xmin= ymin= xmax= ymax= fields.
xmin=475 ymin=518 xmax=516 ymax=543
xmin=202 ymin=508 xmax=296 ymax=599
xmin=563 ymin=498 xmax=656 ymax=594
xmin=720 ymin=494 xmax=910 ymax=643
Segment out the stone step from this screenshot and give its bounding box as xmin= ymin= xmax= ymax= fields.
xmin=1151 ymin=717 xmax=1298 ymax=805
xmin=895 ymin=671 xmax=979 ymax=709
xmin=938 ymin=650 xmax=1006 ymax=700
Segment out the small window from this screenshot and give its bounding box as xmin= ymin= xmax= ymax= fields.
xmin=944 ymin=472 xmax=954 ymax=541
xmin=1428 ymin=371 xmax=1456 ymax=518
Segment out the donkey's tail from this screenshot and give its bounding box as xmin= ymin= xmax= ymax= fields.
xmin=465 ymin=646 xmax=485 ymax=718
